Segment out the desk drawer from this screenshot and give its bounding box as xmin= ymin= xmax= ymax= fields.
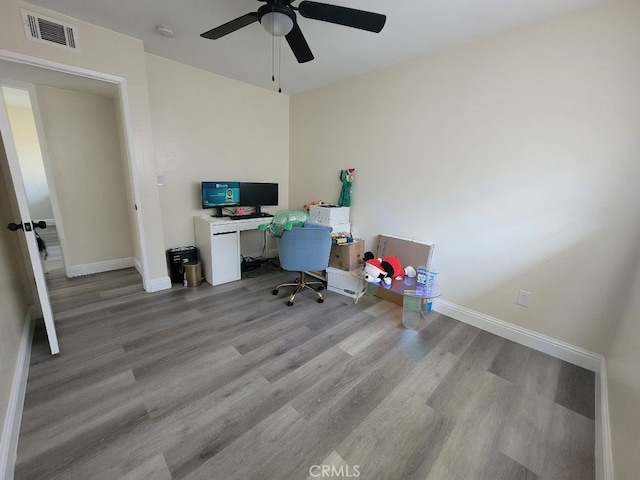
xmin=211 ymin=224 xmax=237 ymax=235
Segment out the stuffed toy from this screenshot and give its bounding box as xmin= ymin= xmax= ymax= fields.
xmin=363 ymin=251 xmax=417 ymax=285
xmin=338 ymin=168 xmax=356 ymax=207
xmin=303 ymin=200 xmax=321 ymax=212
xmin=258 ymin=210 xmax=309 ymax=237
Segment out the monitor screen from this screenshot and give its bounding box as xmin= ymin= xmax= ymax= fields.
xmin=239 ymin=182 xmax=278 ymax=206
xmin=201 ymin=182 xmax=240 ymax=208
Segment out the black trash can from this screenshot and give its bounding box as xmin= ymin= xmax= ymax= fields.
xmin=166 ymin=246 xmax=198 ymax=284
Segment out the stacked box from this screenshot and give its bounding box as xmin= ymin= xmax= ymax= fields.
xmin=329 ymin=239 xmax=365 ymax=271
xmin=327 ymin=267 xmax=366 ymax=300
xmin=309 ymin=205 xmax=350 ymax=227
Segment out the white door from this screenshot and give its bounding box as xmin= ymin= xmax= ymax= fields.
xmin=0 ymin=86 xmax=59 ymax=355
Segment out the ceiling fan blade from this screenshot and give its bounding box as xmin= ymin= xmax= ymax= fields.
xmin=285 ymin=23 xmax=314 ymax=63
xmin=297 ymin=1 xmax=386 ymax=33
xmin=200 ymin=12 xmax=258 ymax=40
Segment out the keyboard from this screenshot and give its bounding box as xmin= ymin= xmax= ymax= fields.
xmin=229 ymin=213 xmax=273 ymax=220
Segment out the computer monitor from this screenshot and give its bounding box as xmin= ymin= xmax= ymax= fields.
xmin=201 ymin=182 xmax=240 ymax=212
xmin=202 ymin=181 xmax=278 ymax=217
xmin=239 ymin=182 xmax=278 ymax=207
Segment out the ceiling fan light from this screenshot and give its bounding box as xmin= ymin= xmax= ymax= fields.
xmin=260 ymin=11 xmax=294 ymax=37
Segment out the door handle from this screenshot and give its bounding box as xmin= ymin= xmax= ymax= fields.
xmin=7 ymin=221 xmax=47 ymax=232
xmin=7 ymin=222 xmax=23 ymax=232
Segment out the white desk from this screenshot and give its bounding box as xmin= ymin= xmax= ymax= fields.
xmin=194 ymin=215 xmax=268 ymax=286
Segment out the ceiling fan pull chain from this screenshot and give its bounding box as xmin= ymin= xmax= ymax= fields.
xmin=278 ymin=36 xmax=282 ymax=93
xmin=271 ymin=24 xmax=275 ymax=82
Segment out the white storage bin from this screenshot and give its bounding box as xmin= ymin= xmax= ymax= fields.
xmin=309 ymin=206 xmax=350 ymax=226
xmin=326 ymin=266 xmax=365 ymax=302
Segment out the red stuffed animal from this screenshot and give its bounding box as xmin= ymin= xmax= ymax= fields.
xmin=363 ymin=252 xmax=416 ymax=285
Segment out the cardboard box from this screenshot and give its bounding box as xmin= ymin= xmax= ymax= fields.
xmin=329 ymin=239 xmax=365 ymax=271
xmin=372 ymin=234 xmax=434 ymax=306
xmin=326 ymin=267 xmax=365 ymax=301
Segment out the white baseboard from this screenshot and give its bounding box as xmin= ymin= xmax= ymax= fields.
xmin=133 ymin=257 xmax=142 ymax=275
xmin=433 ymin=299 xmax=602 ymax=372
xmin=432 ymin=299 xmax=613 ymax=480
xmin=146 ymin=275 xmax=172 ymax=293
xmin=68 ymin=257 xmax=135 ymax=277
xmin=0 ymin=309 xmax=34 ymax=480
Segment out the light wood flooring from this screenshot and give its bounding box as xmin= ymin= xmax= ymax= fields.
xmin=16 ymin=261 xmax=596 ymax=479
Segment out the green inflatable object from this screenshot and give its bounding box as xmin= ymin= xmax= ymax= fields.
xmin=258 ymin=210 xmax=310 ymax=237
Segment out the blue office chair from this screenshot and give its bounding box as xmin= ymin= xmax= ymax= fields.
xmin=272 ymin=223 xmax=332 ymax=306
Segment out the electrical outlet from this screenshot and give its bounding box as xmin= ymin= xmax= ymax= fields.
xmin=516 ymin=290 xmax=532 ymax=307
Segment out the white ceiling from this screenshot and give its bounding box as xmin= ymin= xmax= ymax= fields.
xmin=24 ymin=0 xmax=607 ymax=95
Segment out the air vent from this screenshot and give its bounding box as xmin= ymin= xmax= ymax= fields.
xmin=21 ymin=9 xmax=80 ymax=52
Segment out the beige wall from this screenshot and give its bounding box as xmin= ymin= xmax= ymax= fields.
xmin=35 ymin=85 xmax=134 ymax=266
xmin=0 ymin=133 xmax=33 ymax=447
xmin=606 ymin=255 xmax=640 ymax=480
xmin=0 ymin=0 xmax=167 ymax=283
xmin=290 ymin=0 xmax=640 ymax=354
xmin=4 ymin=99 xmax=54 ymax=220
xmin=144 ymin=54 xmax=289 ymax=251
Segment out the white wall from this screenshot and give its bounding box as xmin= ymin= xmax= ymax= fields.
xmin=0 ymin=0 xmax=168 ymax=283
xmin=35 ymin=85 xmax=134 ymax=267
xmin=144 ymin=54 xmax=289 ymax=252
xmin=290 ymin=0 xmax=640 ymax=354
xmin=4 ymin=96 xmax=54 ymax=221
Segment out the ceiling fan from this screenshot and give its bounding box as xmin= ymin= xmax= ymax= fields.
xmin=200 ymin=0 xmax=386 ymax=63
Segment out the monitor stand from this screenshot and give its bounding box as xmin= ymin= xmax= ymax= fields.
xmin=211 ymin=207 xmax=225 ymax=217
xmin=251 ymin=207 xmax=273 ymax=218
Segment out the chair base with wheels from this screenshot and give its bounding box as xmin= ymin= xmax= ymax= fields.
xmin=272 ymin=272 xmax=325 ymax=306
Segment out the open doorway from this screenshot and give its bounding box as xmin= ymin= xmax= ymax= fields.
xmin=0 ymin=58 xmax=150 ymax=325
xmin=1 ymin=81 xmax=140 ymax=279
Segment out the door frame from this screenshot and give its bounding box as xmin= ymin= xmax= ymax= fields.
xmin=0 ymin=48 xmax=152 ymax=292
